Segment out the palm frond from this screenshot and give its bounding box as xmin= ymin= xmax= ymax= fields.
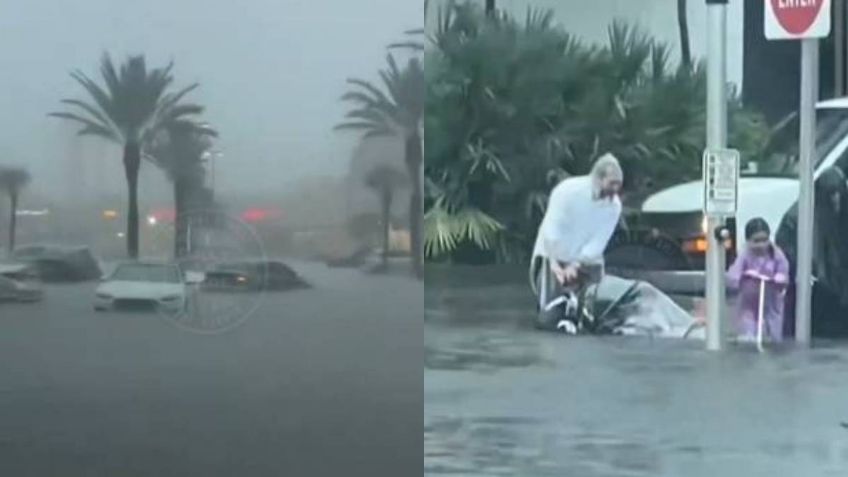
xmin=424 ymin=200 xmax=504 ymax=258
xmin=78 ymin=124 xmax=122 ymax=143
xmin=48 ymin=111 xmax=112 ymax=134
xmin=68 ymin=70 xmax=116 ymax=127
xmin=60 ymin=99 xmax=113 ymax=131
xmin=388 ymin=41 xmax=425 ymax=52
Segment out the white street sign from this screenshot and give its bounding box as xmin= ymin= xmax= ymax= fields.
xmin=765 ymin=0 xmax=831 ymax=40
xmin=703 ymin=148 xmax=740 ymax=216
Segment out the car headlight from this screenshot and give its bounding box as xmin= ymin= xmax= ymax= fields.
xmin=161 ymin=295 xmax=181 ymax=302
xmin=96 ymin=293 xmax=112 ymax=299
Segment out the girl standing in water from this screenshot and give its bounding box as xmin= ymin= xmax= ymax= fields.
xmin=726 ymin=218 xmax=790 ymax=342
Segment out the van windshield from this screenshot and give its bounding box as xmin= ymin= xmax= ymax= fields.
xmin=762 ymin=109 xmax=848 ymax=176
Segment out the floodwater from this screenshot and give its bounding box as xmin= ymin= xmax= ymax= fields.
xmin=425 ymin=265 xmax=848 ymax=476
xmin=0 ymin=261 xmax=422 ymax=476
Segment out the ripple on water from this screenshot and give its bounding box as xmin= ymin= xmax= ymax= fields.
xmin=425 ymin=417 xmax=664 ymax=476
xmin=425 ymin=331 xmax=553 ymax=372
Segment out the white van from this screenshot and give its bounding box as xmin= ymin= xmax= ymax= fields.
xmin=607 ymin=98 xmax=848 ymax=277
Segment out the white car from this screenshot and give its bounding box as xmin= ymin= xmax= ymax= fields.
xmin=94 ymin=262 xmax=192 ymax=313
xmin=0 ymin=264 xmax=43 ymax=303
xmin=613 ymin=97 xmax=848 ymax=274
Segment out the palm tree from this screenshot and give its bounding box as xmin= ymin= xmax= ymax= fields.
xmin=365 ymin=164 xmax=408 ymax=269
xmin=0 ymin=167 xmax=31 ymax=254
xmin=337 ymin=55 xmax=425 ymax=277
xmin=147 ymin=124 xmax=218 ymax=258
xmin=49 ymin=53 xmax=207 ymax=259
xmin=485 ymin=0 xmax=495 ymax=16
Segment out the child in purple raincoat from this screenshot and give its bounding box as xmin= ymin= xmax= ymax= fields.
xmin=726 ymin=218 xmax=790 ymax=342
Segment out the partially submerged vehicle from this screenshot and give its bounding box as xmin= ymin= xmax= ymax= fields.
xmin=11 ymin=245 xmax=101 ymax=282
xmin=202 ymin=260 xmax=309 ymax=292
xmin=94 ymin=262 xmax=199 ymax=313
xmin=0 ymin=263 xmax=43 ymax=303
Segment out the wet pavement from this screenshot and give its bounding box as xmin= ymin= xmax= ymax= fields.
xmin=425 ymin=265 xmax=848 ymax=476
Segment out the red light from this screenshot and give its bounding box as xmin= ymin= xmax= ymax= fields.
xmin=149 ymin=208 xmax=175 ymax=223
xmin=241 ymin=208 xmax=268 ymax=223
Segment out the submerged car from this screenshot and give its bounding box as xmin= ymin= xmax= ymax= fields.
xmin=94 ymin=262 xmax=195 ymax=313
xmin=12 ymin=245 xmax=101 ymax=282
xmin=203 ymin=260 xmax=309 ymax=292
xmin=0 ymin=264 xmax=43 ymax=303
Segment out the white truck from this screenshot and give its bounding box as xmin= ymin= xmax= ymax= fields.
xmin=606 ymin=98 xmax=848 ymax=288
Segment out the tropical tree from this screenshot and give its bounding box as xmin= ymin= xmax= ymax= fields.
xmin=49 ymin=54 xmax=208 ymax=259
xmin=0 ymin=167 xmax=31 ymax=254
xmin=337 ymin=55 xmax=425 ymax=277
xmin=424 ymin=3 xmax=770 ymax=263
xmin=365 ymin=164 xmax=408 ymax=269
xmin=147 ymin=124 xmax=218 ymax=258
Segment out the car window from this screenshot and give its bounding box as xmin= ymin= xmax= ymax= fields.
xmin=111 ymin=265 xmax=181 ymax=283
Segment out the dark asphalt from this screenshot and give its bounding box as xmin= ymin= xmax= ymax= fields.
xmin=425 ymin=266 xmax=848 ymax=476
xmin=0 ymin=262 xmax=422 ymax=476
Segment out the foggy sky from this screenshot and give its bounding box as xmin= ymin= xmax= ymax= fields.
xmin=0 ymin=0 xmax=422 ymax=197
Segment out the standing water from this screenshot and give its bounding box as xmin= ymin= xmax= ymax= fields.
xmin=425 ymin=265 xmax=848 ymax=476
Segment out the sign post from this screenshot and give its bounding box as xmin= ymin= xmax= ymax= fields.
xmin=765 ymin=0 xmax=831 ymax=345
xmin=704 ymin=0 xmax=730 ymax=351
xmin=703 ymin=149 xmax=740 ymax=217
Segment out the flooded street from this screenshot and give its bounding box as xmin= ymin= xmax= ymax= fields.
xmin=0 ymin=262 xmax=422 ymax=476
xmin=425 ymin=266 xmax=848 ymax=476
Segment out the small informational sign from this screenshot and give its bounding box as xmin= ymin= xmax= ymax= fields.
xmin=765 ymin=0 xmax=831 ymax=40
xmin=703 ymin=148 xmax=740 ymax=216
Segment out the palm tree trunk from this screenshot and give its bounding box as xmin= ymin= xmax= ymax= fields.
xmin=174 ymin=177 xmax=186 ymax=259
xmin=173 ymin=178 xmax=188 ymax=259
xmin=677 ymin=0 xmax=692 ymax=69
xmin=124 ymin=142 xmax=141 ymax=259
xmin=405 ymin=132 xmax=423 ymax=278
xmin=381 ymin=189 xmax=392 ymax=268
xmin=8 ymin=191 xmax=17 ymax=253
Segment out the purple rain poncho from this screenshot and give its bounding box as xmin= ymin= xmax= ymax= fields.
xmin=726 ymin=245 xmax=790 ymax=342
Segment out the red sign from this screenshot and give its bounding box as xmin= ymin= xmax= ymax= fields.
xmin=770 ymin=0 xmax=825 ymax=34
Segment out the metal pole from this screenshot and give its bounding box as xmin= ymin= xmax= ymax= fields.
xmin=836 ymin=0 xmax=845 ymax=96
xmin=795 ymin=39 xmax=819 ymax=346
xmin=705 ymin=0 xmax=728 ymax=351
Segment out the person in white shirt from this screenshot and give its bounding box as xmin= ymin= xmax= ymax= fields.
xmin=529 ymin=153 xmax=624 ymax=331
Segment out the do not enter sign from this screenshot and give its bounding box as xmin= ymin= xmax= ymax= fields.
xmin=766 ymin=0 xmax=831 ymax=40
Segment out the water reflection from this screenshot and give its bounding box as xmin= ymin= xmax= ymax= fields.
xmin=425 ymin=265 xmax=848 ymax=476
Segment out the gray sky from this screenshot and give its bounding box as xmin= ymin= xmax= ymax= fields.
xmin=0 ymin=0 xmax=422 ymax=197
